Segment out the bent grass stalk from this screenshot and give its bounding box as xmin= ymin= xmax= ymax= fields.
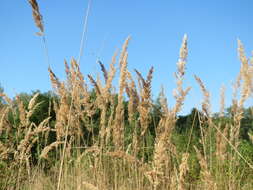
xmin=56 ymin=1 xmax=92 ymax=189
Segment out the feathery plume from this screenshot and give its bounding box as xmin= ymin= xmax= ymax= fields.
xmin=98 ymin=60 xmax=108 ymax=82
xmin=194 ymin=75 xmax=210 ymax=117
xmin=28 ymin=0 xmax=44 ymax=34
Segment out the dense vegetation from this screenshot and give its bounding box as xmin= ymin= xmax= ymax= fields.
xmin=1 ymin=1 xmax=253 ymax=189
xmin=1 ymin=42 xmax=253 ymax=189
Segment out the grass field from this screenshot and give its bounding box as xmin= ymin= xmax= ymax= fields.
xmin=0 ymin=1 xmax=253 ymax=189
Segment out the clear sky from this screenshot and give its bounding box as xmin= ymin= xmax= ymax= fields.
xmin=1 ymin=0 xmax=253 ymax=114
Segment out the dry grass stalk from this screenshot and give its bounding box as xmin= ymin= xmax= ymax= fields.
xmin=152 ymin=36 xmax=191 ymax=186
xmin=106 ymin=151 xmax=141 ymax=164
xmin=64 ymin=60 xmax=77 ymax=92
xmin=209 ymin=120 xmax=253 ymax=170
xmin=28 ymin=0 xmax=44 ymax=33
xmin=153 ymin=115 xmax=176 ymax=189
xmin=104 ymin=52 xmax=117 ymax=100
xmin=126 ymin=71 xmax=139 ymax=123
xmin=194 ymin=146 xmax=217 ymax=190
xmin=48 ymin=67 xmax=62 ymax=93
xmin=87 ymin=73 xmax=108 ymax=144
xmin=229 ymin=41 xmax=253 ymax=150
xmin=25 ymin=136 xmax=39 ymax=155
xmin=237 ymin=39 xmax=248 ymax=65
xmin=0 ymin=107 xmax=10 ymax=135
xmin=40 ymin=141 xmax=64 ymax=159
xmin=119 ymin=36 xmax=131 ymax=67
xmin=113 ymin=38 xmax=130 ymax=150
xmin=135 ymin=66 xmax=153 ymax=136
xmin=179 ymin=34 xmax=188 ymax=63
xmin=158 ymin=86 xmax=169 ymax=115
xmin=215 ymin=124 xmax=229 ymax=161
xmin=26 ymin=93 xmax=44 ymax=120
xmin=55 ymin=96 xmax=69 ymax=140
xmin=173 ymin=34 xmax=191 ymax=114
xmin=230 ymin=76 xmax=242 ymax=148
xmin=152 ymin=120 xmax=167 ymax=165
xmin=126 ymin=72 xmax=139 ymax=155
xmin=76 ymin=145 xmax=101 ymax=163
xmin=219 ymin=85 xmax=226 ymax=117
xmin=170 ymin=174 xmax=178 ymax=190
xmin=50 ymin=59 xmax=91 ymax=142
xmin=82 ymin=181 xmax=99 ymax=190
xmin=98 ymin=105 xmax=107 ymax=144
xmin=71 ymin=60 xmax=91 ymax=120
xmin=194 ymin=75 xmax=212 ymax=163
xmin=98 ymin=60 xmax=108 ymax=82
xmin=232 ymin=74 xmax=241 ymax=107
xmin=98 ymin=68 xmax=118 ymax=144
xmin=178 ymin=153 xmax=189 ymax=190
xmin=27 ymin=102 xmax=43 ymax=121
xmin=96 ymin=74 xmax=103 ymax=95
xmin=134 ymin=69 xmax=145 ymax=86
xmin=194 ymin=75 xmax=211 ymax=117
xmin=28 ymin=93 xmax=40 ymax=110
xmin=64 ymin=59 xmax=71 ymax=81
xmin=16 ymin=96 xmax=27 ymax=126
xmin=237 ymin=40 xmax=252 ymax=107
xmin=68 ymin=59 xmax=84 ymax=104
xmin=16 ymin=126 xmax=32 ymax=160
xmin=70 ymin=58 xmax=85 ymax=88
xmin=77 ymin=60 xmax=86 ymax=89
xmin=70 ymin=59 xmax=87 ymax=114
xmin=16 ymin=119 xmax=50 ymax=162
xmin=0 ymin=141 xmax=10 ymax=160
xmin=153 ymin=131 xmax=169 ymax=185
xmin=88 ymin=75 xmax=101 ymax=95
xmin=144 ymin=170 xmax=163 ymax=188
xmin=104 ymin=95 xmax=116 ymax=146
xmin=65 ymin=59 xmax=74 ymax=91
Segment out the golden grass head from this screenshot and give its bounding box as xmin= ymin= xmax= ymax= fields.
xmin=40 ymin=141 xmax=64 ymax=160
xmin=219 ymin=85 xmax=226 ymax=117
xmin=194 ymin=75 xmax=210 ymax=116
xmin=28 ymin=0 xmax=44 ymax=34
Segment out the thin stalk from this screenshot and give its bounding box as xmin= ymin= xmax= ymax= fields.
xmin=56 ymin=1 xmax=92 ymax=189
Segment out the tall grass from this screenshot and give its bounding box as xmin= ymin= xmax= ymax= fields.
xmin=0 ymin=1 xmax=253 ymax=189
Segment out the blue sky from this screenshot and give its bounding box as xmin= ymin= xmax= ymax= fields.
xmin=1 ymin=0 xmax=253 ymax=114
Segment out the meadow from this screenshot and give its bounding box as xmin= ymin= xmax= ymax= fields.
xmin=0 ymin=0 xmax=253 ymax=189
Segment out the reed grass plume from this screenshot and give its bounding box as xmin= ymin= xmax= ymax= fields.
xmin=28 ymin=0 xmax=44 ymax=34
